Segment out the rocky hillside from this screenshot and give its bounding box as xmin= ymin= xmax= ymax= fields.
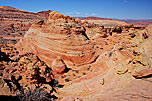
xmin=15 ymin=11 xmax=152 ymax=100
xmin=0 ymin=44 xmax=60 ymax=100
xmin=0 ymin=6 xmax=51 ymax=44
xmin=1 ymin=6 xmax=150 ymax=44
xmin=0 ymin=6 xmax=152 ymax=100
xmin=36 ymin=10 xmax=52 ymax=18
xmin=0 ymin=6 xmax=42 ymax=26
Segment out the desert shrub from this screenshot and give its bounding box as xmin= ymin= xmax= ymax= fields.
xmin=17 ymin=88 xmax=54 ymax=101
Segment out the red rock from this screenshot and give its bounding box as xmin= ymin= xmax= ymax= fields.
xmin=0 ymin=6 xmax=45 ymax=44
xmin=16 ymin=11 xmax=98 ymax=72
xmin=36 ymin=10 xmax=52 ymax=18
xmin=81 ymin=16 xmax=112 ymax=20
xmin=52 ymin=56 xmax=66 ymax=74
xmin=48 ymin=11 xmax=64 ymax=20
xmin=132 ymin=68 xmax=152 ymax=78
xmin=1 ymin=7 xmax=152 ymax=100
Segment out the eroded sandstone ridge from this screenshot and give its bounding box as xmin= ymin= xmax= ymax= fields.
xmin=1 ymin=10 xmax=152 ymax=100
xmin=15 ymin=11 xmax=152 ymax=100
xmin=16 ymin=11 xmax=99 ymax=74
xmin=0 ymin=6 xmax=52 ymax=44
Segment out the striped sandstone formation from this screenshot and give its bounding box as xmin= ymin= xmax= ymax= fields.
xmin=15 ymin=11 xmax=152 ymax=100
xmin=16 ymin=11 xmax=98 ymax=73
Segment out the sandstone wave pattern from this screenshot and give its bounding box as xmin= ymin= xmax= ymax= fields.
xmin=15 ymin=11 xmax=152 ymax=100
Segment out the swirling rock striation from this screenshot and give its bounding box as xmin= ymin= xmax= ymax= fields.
xmin=16 ymin=11 xmax=98 ymax=73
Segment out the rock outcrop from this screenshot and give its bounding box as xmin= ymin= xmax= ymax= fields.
xmin=52 ymin=56 xmax=67 ymax=74
xmin=36 ymin=10 xmax=52 ymax=18
xmin=0 ymin=6 xmax=42 ymax=25
xmin=15 ymin=11 xmax=152 ymax=101
xmin=0 ymin=8 xmax=152 ymax=100
xmin=0 ymin=6 xmax=47 ymax=44
xmin=16 ymin=11 xmax=98 ymax=73
xmin=0 ymin=44 xmax=59 ymax=100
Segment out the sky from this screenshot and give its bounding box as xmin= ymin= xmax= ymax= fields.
xmin=0 ymin=0 xmax=152 ymax=19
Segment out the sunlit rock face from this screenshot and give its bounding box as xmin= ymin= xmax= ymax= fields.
xmin=16 ymin=11 xmax=98 ymax=73
xmin=16 ymin=11 xmax=152 ymax=100
xmin=57 ymin=22 xmax=152 ymax=101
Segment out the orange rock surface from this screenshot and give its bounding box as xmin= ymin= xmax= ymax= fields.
xmin=16 ymin=11 xmax=98 ymax=72
xmin=15 ymin=11 xmax=152 ymax=100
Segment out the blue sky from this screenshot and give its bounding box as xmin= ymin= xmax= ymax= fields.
xmin=0 ymin=0 xmax=152 ymax=19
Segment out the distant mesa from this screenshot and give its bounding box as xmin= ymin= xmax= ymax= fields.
xmin=81 ymin=16 xmax=112 ymax=20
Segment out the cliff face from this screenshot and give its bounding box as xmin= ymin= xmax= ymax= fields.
xmin=0 ymin=6 xmax=42 ymax=24
xmin=16 ymin=11 xmax=152 ymax=100
xmin=0 ymin=6 xmax=45 ymax=44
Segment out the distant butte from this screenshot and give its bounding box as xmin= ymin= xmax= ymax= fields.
xmin=81 ymin=16 xmax=112 ymax=20
xmin=36 ymin=10 xmax=53 ymax=18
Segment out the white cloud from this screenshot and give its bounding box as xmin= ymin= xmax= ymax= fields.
xmin=90 ymin=13 xmax=97 ymax=16
xmin=65 ymin=12 xmax=97 ymax=16
xmin=75 ymin=12 xmax=81 ymax=15
xmin=84 ymin=13 xmax=89 ymax=15
xmin=65 ymin=12 xmax=73 ymax=15
xmin=123 ymin=0 xmax=128 ymax=3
